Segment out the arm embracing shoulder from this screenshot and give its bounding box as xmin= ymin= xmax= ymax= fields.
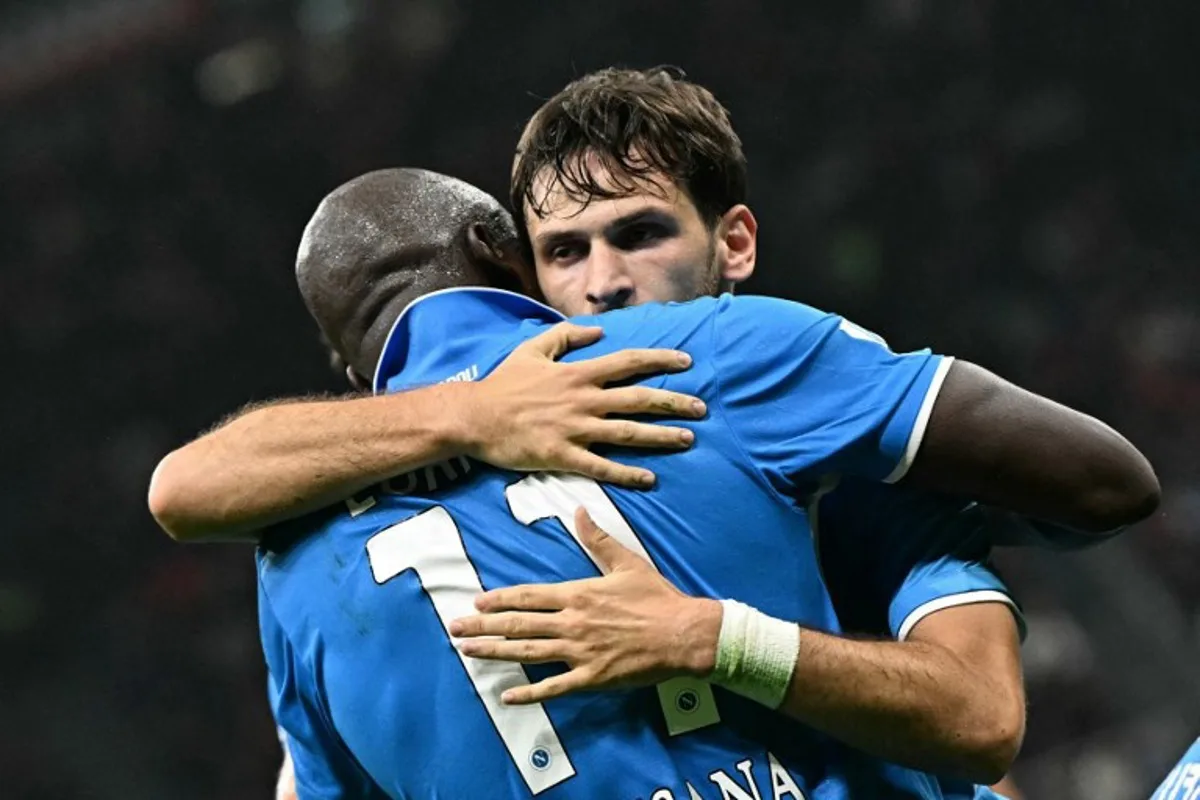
xmin=905 ymin=360 xmax=1160 ymax=533
xmin=149 ymin=385 xmax=472 ymax=542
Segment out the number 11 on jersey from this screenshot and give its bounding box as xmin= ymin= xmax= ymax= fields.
xmin=366 ymin=473 xmax=721 ymax=795
xmin=506 ymin=474 xmax=721 ymax=737
xmin=366 ymin=506 xmax=576 ymax=795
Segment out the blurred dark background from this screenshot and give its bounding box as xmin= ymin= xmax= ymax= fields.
xmin=1 ymin=1 xmax=1196 ymax=798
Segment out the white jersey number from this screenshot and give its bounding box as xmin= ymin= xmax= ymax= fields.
xmin=365 ymin=473 xmax=719 ymax=795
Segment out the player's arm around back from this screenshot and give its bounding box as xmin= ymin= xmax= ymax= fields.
xmin=148 ymin=323 xmax=704 ymax=542
xmin=455 ymin=507 xmax=1024 ymax=784
xmin=906 ymin=359 xmax=1160 ymax=533
xmin=149 ymin=383 xmax=474 ymax=542
xmin=710 ymin=295 xmax=1159 ymax=541
xmin=781 ymin=602 xmax=1024 ymax=784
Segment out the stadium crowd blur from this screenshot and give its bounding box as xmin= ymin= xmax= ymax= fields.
xmin=1 ymin=1 xmax=1196 ymax=798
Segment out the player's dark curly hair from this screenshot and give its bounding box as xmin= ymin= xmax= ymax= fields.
xmin=511 ymin=66 xmax=748 ymax=232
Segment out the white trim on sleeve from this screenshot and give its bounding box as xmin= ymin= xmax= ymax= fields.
xmin=897 ymin=589 xmax=1016 ymax=641
xmin=884 ymin=356 xmax=955 ymax=484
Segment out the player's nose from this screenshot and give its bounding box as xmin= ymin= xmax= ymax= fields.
xmin=584 ymin=245 xmax=634 ymax=312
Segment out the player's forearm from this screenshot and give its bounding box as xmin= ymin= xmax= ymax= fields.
xmin=774 ymin=629 xmax=1022 ymax=783
xmin=148 ymin=385 xmax=473 ymax=542
xmin=699 ymin=602 xmax=1022 ymax=784
xmin=909 ymin=360 xmax=1160 ymax=533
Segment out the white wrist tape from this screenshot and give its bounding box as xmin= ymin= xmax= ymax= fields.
xmin=710 ymin=600 xmax=800 ymax=709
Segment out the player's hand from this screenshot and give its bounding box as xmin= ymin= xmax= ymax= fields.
xmin=449 ymin=507 xmax=722 ymax=704
xmin=460 ymin=323 xmax=706 ymax=489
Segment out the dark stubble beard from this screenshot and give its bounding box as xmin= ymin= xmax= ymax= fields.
xmin=698 ymin=230 xmax=727 ymax=298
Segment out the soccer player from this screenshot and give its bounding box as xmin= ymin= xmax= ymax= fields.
xmin=151 ymin=68 xmax=1157 ymax=797
xmin=194 ymin=166 xmax=1154 ymax=799
xmin=1151 ymin=738 xmax=1200 ymax=799
xmin=152 ymin=68 xmax=1155 ymax=546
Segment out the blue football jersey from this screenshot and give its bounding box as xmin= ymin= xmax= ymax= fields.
xmin=816 ymin=478 xmax=1023 ymax=642
xmin=809 ymin=477 xmax=1023 ymax=799
xmin=1152 ymin=738 xmax=1200 ymax=800
xmin=259 ymin=288 xmax=1017 ymax=800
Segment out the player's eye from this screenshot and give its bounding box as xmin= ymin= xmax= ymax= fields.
xmin=547 ymin=243 xmax=584 ymax=264
xmin=615 ymin=223 xmax=665 ymax=250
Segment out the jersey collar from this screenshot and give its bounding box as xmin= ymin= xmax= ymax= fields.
xmin=372 ymin=287 xmax=566 ymax=393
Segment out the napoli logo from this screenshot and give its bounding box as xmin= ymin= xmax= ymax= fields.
xmin=675 ymin=689 xmax=700 ymax=714
xmin=529 ymin=747 xmax=552 ymax=771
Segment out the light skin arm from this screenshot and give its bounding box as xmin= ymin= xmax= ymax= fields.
xmin=451 ymin=509 xmax=1025 ymax=785
xmin=148 ymin=323 xmax=705 ymax=541
xmin=276 ymin=746 xmax=297 ymax=800
xmin=150 ymin=385 xmax=473 ymax=542
xmin=782 ymin=603 xmax=1024 ymax=784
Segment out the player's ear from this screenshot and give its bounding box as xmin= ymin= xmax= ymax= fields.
xmin=346 ymin=365 xmax=372 ymax=393
xmin=466 ymin=222 xmax=538 ymax=298
xmin=324 ymin=335 xmax=371 ymax=392
xmin=715 ymin=204 xmax=757 ymax=286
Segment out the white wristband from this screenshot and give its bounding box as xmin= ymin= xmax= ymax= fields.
xmin=710 ymin=600 xmax=800 ymax=709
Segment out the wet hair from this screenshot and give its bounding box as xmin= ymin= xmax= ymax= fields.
xmin=512 ymin=66 xmax=747 ymax=232
xmin=295 ymin=168 xmax=517 ymax=379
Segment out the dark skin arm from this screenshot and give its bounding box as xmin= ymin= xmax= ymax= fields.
xmin=904 ymin=360 xmax=1160 ymax=533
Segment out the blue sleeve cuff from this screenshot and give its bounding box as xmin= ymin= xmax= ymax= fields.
xmin=889 ymin=563 xmax=1027 ymax=642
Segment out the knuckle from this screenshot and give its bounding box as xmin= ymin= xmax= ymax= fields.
xmin=669 ymin=393 xmax=694 ymax=412
xmin=605 ymin=467 xmax=628 ymax=485
xmin=563 ymin=645 xmax=585 ymax=668
xmin=564 ymin=366 xmax=589 ymax=388
xmin=560 ymin=612 xmax=583 ymax=638
xmin=644 ymin=391 xmax=671 ymax=412
xmin=611 ymin=354 xmax=637 ymax=374
xmin=585 ymin=463 xmax=611 ymax=482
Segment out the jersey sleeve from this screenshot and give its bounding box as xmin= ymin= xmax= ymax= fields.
xmin=259 ymin=580 xmax=389 ymax=800
xmin=1152 ymin=738 xmax=1200 ymax=800
xmin=709 ymin=295 xmax=952 ymax=495
xmin=812 ymin=478 xmax=1025 ymax=641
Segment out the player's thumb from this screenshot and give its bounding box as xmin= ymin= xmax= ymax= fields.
xmin=575 ymin=507 xmax=638 ymax=574
xmin=525 ymin=322 xmax=603 ymax=361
